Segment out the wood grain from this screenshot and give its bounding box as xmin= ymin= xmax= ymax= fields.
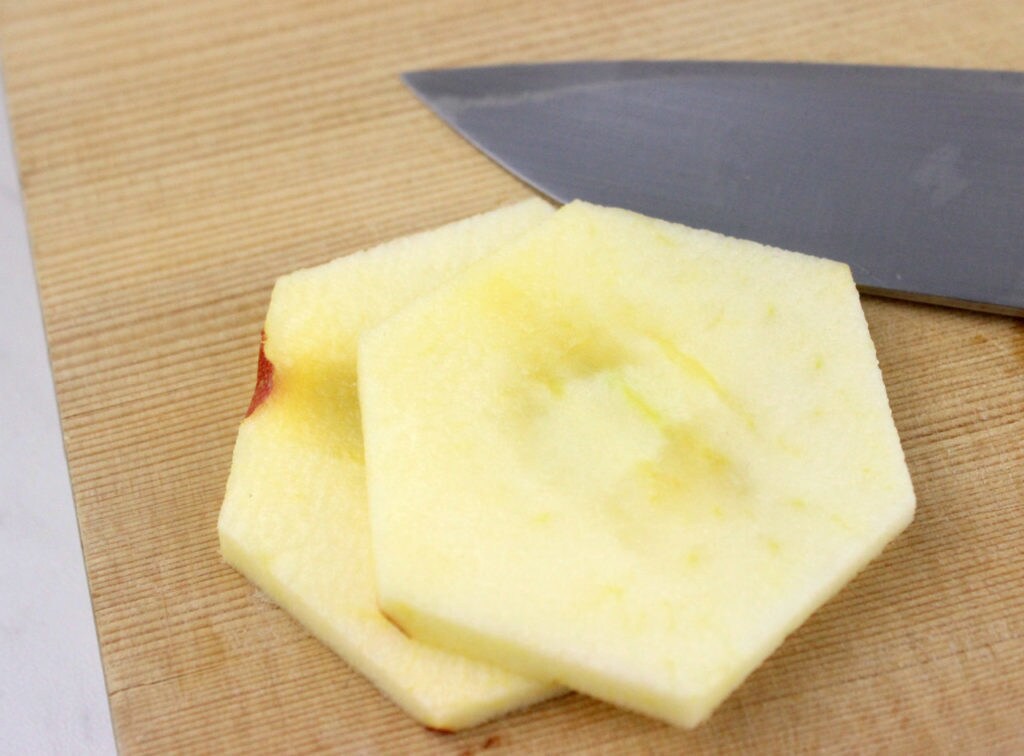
xmin=1 ymin=0 xmax=1022 ymax=751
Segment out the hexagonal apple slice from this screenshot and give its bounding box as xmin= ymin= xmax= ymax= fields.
xmin=360 ymin=201 xmax=915 ymax=729
xmin=218 ymin=199 xmax=561 ymax=731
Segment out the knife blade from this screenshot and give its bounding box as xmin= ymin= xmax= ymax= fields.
xmin=0 ymin=70 xmax=115 ymax=752
xmin=403 ymin=61 xmax=1024 ymax=315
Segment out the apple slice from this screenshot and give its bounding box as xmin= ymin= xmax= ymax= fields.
xmin=218 ymin=199 xmax=561 ymax=731
xmin=361 ymin=200 xmax=915 ymax=729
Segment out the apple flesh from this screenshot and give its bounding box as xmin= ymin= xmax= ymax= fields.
xmin=360 ymin=201 xmax=916 ymax=729
xmin=218 ymin=199 xmax=560 ymax=731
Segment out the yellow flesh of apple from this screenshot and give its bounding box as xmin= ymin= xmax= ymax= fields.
xmin=361 ymin=201 xmax=916 ymax=729
xmin=218 ymin=199 xmax=561 ymax=731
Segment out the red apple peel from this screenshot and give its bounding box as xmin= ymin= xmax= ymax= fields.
xmin=245 ymin=330 xmax=274 ymax=418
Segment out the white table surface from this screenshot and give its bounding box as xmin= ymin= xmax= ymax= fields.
xmin=0 ymin=66 xmax=117 ymax=754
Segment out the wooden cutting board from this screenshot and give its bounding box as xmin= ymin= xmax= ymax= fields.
xmin=2 ymin=1 xmax=1022 ymax=752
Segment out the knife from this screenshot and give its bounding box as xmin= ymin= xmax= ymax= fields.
xmin=403 ymin=61 xmax=1024 ymax=316
xmin=0 ymin=71 xmax=115 ymax=752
